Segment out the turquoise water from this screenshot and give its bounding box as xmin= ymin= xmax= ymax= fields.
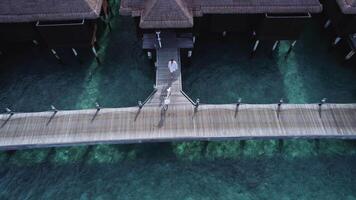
xmin=1 ymin=2 xmax=356 ymax=199
xmin=0 ymin=141 xmax=356 ymax=199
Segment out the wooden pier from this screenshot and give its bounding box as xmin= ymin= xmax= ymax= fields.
xmin=144 ymin=32 xmax=193 ymax=107
xmin=0 ymin=103 xmax=356 ymax=150
xmin=0 ymin=32 xmax=356 ymax=150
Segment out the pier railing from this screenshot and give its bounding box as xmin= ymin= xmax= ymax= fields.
xmin=138 ymin=86 xmax=158 ymax=109
xmin=180 ymin=90 xmax=199 ymax=108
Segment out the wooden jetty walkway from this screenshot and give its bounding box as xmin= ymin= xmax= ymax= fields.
xmin=143 ymin=31 xmax=193 ymax=107
xmin=0 ymin=104 xmax=356 ymax=150
xmin=0 ymin=32 xmax=355 ymax=150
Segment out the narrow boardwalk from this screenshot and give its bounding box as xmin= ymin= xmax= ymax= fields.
xmin=0 ymin=104 xmax=356 ymax=150
xmin=145 ymin=32 xmax=191 ymax=106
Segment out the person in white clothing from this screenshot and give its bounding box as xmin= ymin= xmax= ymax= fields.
xmin=168 ymin=59 xmax=178 ymax=78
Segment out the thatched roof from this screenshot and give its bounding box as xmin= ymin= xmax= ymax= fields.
xmin=0 ymin=0 xmax=103 ymax=23
xmin=120 ymin=0 xmax=322 ymax=28
xmin=337 ymin=0 xmax=356 ymax=14
xmin=140 ymin=0 xmax=193 ymax=28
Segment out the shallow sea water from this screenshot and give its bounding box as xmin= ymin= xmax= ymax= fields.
xmin=0 ymin=1 xmax=356 ymax=199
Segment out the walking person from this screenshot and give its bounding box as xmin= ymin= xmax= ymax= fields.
xmin=168 ymin=59 xmax=178 ymax=78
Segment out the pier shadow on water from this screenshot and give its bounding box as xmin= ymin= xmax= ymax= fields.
xmin=0 ymin=140 xmax=355 ymax=199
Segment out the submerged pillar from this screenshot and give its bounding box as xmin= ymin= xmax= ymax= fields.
xmin=250 ymin=40 xmax=260 ymax=57
xmin=286 ymin=40 xmax=297 ymax=55
xmin=345 ymin=50 xmax=355 ymax=60
xmin=50 ymin=49 xmax=63 ymax=64
xmin=92 ymin=46 xmax=101 ymax=64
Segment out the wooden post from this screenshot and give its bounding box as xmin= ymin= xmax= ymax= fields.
xmin=195 ymin=99 xmax=200 ymax=108
xmin=92 ymin=46 xmax=101 ymax=64
xmin=235 ymin=98 xmax=242 ymax=118
xmin=95 ymin=102 xmax=101 ymax=111
xmin=147 ymin=51 xmax=152 ymax=59
xmin=236 ymin=98 xmax=242 ymax=108
xmin=72 ymin=48 xmax=82 ymax=63
xmin=138 ymin=101 xmax=143 ymax=109
xmin=333 ymin=37 xmax=342 ymax=46
xmin=318 ymin=98 xmax=327 ymax=118
xmin=345 ymin=50 xmax=355 ymax=61
xmin=324 ymin=19 xmax=331 ymax=29
xmin=32 ymin=40 xmax=39 ymax=46
xmin=250 ymin=40 xmax=260 ymax=57
xmin=188 ymin=50 xmax=193 ymax=58
xmin=50 ymin=49 xmax=63 ymax=64
xmin=5 ymin=108 xmax=14 ymax=116
xmin=272 ymin=40 xmax=279 ymax=51
xmin=51 ymin=105 xmax=58 ymax=113
xmin=92 ymin=102 xmax=101 ymax=121
xmin=286 ymin=40 xmax=297 ymax=55
xmin=222 ymin=31 xmax=227 ymax=37
xmin=277 ymin=98 xmax=283 ymax=118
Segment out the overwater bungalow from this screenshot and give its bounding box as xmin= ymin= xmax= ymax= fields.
xmin=0 ymin=0 xmax=111 ymax=61
xmin=120 ymin=0 xmax=322 ymax=55
xmin=322 ymin=0 xmax=356 ymax=60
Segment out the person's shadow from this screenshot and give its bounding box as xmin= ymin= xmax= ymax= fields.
xmin=157 ymin=107 xmax=166 ymax=128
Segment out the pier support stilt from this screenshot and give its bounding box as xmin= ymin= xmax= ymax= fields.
xmin=250 ymin=40 xmax=260 ymax=58
xmin=344 ymin=50 xmax=355 ymax=61
xmin=92 ymin=46 xmax=101 ymax=65
xmin=50 ymin=49 xmax=63 ymax=64
xmin=272 ymin=40 xmax=279 ymax=52
xmin=72 ymin=48 xmax=82 ymax=64
xmin=330 ymin=37 xmax=342 ymax=50
xmin=188 ymin=50 xmax=193 ymax=58
xmin=235 ymin=98 xmax=242 ymax=118
xmin=324 ymin=19 xmax=331 ymax=29
xmin=32 ymin=40 xmax=39 ymax=46
xmin=222 ymin=31 xmax=227 ymax=37
xmin=286 ymin=40 xmax=297 ymax=55
xmin=270 ymin=40 xmax=280 ymax=57
xmin=147 ymin=51 xmax=152 ymax=60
